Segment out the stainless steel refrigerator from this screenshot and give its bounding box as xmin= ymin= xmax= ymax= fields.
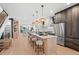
xmin=54 ymin=23 xmax=65 ymax=46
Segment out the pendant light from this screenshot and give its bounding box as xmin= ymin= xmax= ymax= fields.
xmin=39 ymin=5 xmax=46 ymax=26
xmin=41 ymin=5 xmax=44 ymax=17
xmin=32 ymin=11 xmax=39 ymax=25
xmin=32 ymin=13 xmax=35 ymax=25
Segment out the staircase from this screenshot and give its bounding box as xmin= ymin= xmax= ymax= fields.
xmin=0 ymin=7 xmax=12 ymax=51
xmin=0 ymin=16 xmax=9 ymax=39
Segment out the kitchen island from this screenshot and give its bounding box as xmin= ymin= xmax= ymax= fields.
xmin=28 ymin=32 xmax=57 ymax=55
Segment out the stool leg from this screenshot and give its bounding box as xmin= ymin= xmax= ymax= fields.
xmin=35 ymin=44 xmax=37 ymax=52
xmin=33 ymin=41 xmax=35 ymax=49
xmin=35 ymin=46 xmax=36 ymax=52
xmin=38 ymin=45 xmax=39 ymax=55
xmin=43 ymin=46 xmax=44 ymax=54
xmin=33 ymin=41 xmax=34 ymax=48
xmin=43 ymin=43 xmax=44 ymax=54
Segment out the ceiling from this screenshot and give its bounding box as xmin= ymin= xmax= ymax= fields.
xmin=0 ymin=3 xmax=75 ymax=25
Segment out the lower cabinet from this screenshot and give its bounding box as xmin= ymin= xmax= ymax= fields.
xmin=65 ymin=38 xmax=79 ymax=51
xmin=71 ymin=5 xmax=79 ymax=38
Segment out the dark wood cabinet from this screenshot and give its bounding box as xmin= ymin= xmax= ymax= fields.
xmin=72 ymin=5 xmax=79 ymax=38
xmin=65 ymin=38 xmax=79 ymax=51
xmin=54 ymin=13 xmax=61 ymax=23
xmin=66 ymin=8 xmax=72 ymax=37
xmin=54 ymin=11 xmax=66 ymax=23
xmin=60 ymin=11 xmax=66 ymax=23
xmin=54 ymin=4 xmax=79 ymax=51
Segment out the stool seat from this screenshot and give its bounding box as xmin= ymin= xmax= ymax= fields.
xmin=36 ymin=40 xmax=43 ymax=46
xmin=32 ymin=38 xmax=37 ymax=41
xmin=31 ymin=38 xmax=37 ymax=48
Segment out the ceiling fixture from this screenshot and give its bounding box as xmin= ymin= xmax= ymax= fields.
xmin=38 ymin=5 xmax=46 ymax=26
xmin=41 ymin=5 xmax=44 ymax=17
xmin=50 ymin=10 xmax=54 ymax=17
xmin=35 ymin=10 xmax=38 ymax=19
xmin=50 ymin=10 xmax=53 ymax=13
xmin=32 ymin=5 xmax=46 ymax=26
xmin=66 ymin=3 xmax=70 ymax=5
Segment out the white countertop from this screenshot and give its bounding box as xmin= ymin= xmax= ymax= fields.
xmin=30 ymin=32 xmax=57 ymax=39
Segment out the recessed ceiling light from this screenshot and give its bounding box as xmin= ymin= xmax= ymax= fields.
xmin=50 ymin=10 xmax=54 ymax=16
xmin=50 ymin=10 xmax=53 ymax=13
xmin=66 ymin=3 xmax=70 ymax=5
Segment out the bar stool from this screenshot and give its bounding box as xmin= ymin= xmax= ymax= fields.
xmin=31 ymin=37 xmax=37 ymax=48
xmin=27 ymin=33 xmax=30 ymax=39
xmin=35 ymin=39 xmax=44 ymax=54
xmin=28 ymin=33 xmax=31 ymax=41
xmin=29 ymin=35 xmax=33 ymax=45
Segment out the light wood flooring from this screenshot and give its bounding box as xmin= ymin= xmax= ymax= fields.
xmin=0 ymin=33 xmax=79 ymax=55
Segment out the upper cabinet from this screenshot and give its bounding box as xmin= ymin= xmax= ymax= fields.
xmin=54 ymin=13 xmax=61 ymax=23
xmin=71 ymin=5 xmax=79 ymax=38
xmin=66 ymin=8 xmax=72 ymax=37
xmin=54 ymin=10 xmax=66 ymax=24
xmin=60 ymin=11 xmax=66 ymax=23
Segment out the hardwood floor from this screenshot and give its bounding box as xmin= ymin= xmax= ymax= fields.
xmin=0 ymin=33 xmax=36 ymax=55
xmin=0 ymin=33 xmax=79 ymax=55
xmin=57 ymin=45 xmax=79 ymax=55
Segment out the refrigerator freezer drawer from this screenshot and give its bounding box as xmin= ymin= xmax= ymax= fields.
xmin=57 ymin=36 xmax=65 ymax=46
